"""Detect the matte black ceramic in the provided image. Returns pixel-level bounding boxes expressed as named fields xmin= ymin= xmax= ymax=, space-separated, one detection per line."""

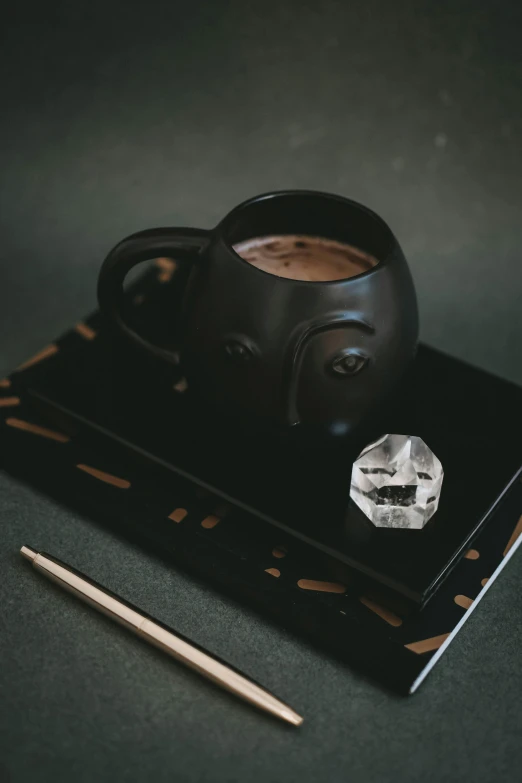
xmin=97 ymin=191 xmax=419 ymax=434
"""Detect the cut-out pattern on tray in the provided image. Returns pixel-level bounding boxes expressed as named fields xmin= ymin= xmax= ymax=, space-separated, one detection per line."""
xmin=5 ymin=417 xmax=70 ymax=443
xmin=405 ymin=633 xmax=450 ymax=654
xmin=155 ymin=257 xmax=177 ymax=283
xmin=76 ymin=464 xmax=131 ymax=489
xmin=454 ymin=594 xmax=473 ymax=610
xmin=75 ymin=322 xmax=97 ymax=340
xmin=201 ymin=514 xmax=220 ymax=529
xmin=503 ymin=515 xmax=522 ymax=556
xmin=173 ymin=377 xmax=188 ymax=393
xmin=359 ymin=596 xmax=403 ymax=627
xmin=16 ymin=344 xmax=58 ymax=371
xmin=297 ymin=579 xmax=346 ymax=594
xmin=169 ymin=508 xmax=188 ymax=523
xmin=0 ymin=397 xmax=20 ymax=407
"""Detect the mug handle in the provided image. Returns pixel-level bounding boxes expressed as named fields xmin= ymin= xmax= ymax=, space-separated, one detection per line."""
xmin=97 ymin=227 xmax=210 ymax=364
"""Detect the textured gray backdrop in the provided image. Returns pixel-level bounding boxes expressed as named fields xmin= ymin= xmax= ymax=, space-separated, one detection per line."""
xmin=1 ymin=2 xmax=521 ymax=782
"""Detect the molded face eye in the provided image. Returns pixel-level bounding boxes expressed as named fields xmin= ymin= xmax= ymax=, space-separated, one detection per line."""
xmin=329 ymin=350 xmax=369 ymax=377
xmin=223 ymin=337 xmax=257 ymax=364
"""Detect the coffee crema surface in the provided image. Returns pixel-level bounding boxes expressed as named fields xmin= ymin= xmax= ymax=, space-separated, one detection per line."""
xmin=233 ymin=234 xmax=378 ymax=282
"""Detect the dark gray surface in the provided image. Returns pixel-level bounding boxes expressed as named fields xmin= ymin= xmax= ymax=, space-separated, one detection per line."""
xmin=1 ymin=2 xmax=521 ymax=781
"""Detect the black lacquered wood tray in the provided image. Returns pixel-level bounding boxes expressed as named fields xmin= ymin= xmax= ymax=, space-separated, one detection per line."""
xmin=1 ymin=258 xmax=521 ymax=693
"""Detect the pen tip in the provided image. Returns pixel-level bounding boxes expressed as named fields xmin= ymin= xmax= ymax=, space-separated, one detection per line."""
xmin=20 ymin=545 xmax=38 ymax=562
xmin=282 ymin=709 xmax=304 ymax=727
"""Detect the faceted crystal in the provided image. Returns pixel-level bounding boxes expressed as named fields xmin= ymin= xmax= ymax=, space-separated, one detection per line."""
xmin=350 ymin=434 xmax=443 ymax=529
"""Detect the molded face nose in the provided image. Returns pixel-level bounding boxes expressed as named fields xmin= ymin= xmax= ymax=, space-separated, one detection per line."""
xmin=283 ymin=316 xmax=375 ymax=427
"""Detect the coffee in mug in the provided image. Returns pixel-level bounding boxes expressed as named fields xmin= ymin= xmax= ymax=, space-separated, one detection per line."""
xmin=233 ymin=235 xmax=378 ymax=282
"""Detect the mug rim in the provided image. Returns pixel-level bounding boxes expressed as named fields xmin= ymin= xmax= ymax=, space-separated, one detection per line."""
xmin=216 ymin=189 xmax=398 ymax=287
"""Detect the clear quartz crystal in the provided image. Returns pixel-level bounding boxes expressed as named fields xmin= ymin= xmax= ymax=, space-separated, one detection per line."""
xmin=350 ymin=434 xmax=443 ymax=529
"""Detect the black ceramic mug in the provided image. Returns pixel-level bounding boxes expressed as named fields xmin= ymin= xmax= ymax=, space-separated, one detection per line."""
xmin=98 ymin=190 xmax=418 ymax=435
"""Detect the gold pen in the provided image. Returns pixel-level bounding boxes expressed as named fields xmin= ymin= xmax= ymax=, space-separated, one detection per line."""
xmin=20 ymin=546 xmax=303 ymax=727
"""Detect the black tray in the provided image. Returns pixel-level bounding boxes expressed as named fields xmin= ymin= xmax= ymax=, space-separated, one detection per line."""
xmin=1 ymin=259 xmax=521 ymax=692
xmin=20 ymin=263 xmax=522 ymax=606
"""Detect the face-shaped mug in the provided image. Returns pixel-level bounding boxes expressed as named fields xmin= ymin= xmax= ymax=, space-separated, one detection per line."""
xmin=97 ymin=190 xmax=418 ymax=435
